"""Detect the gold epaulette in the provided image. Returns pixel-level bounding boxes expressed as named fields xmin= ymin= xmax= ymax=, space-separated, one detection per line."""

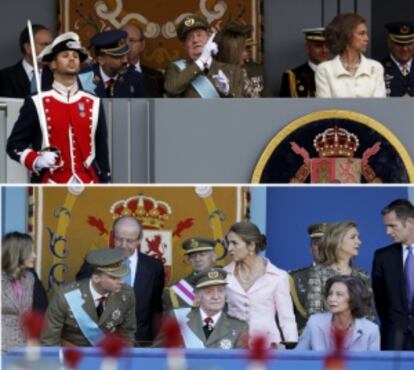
xmin=287 ymin=70 xmax=299 ymax=97
xmin=288 ymin=274 xmax=307 ymax=319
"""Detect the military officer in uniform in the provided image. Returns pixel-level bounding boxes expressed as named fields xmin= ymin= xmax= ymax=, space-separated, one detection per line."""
xmin=6 ymin=32 xmax=111 ymax=183
xmin=155 ymin=268 xmax=248 ymax=349
xmin=289 ymin=223 xmax=328 ymax=333
xmin=162 ymin=237 xmax=217 ymax=311
xmin=164 ymin=15 xmax=244 ymax=98
xmin=280 ymin=28 xmax=330 ymax=97
xmin=79 ymin=29 xmax=145 ymax=98
xmin=381 ymin=22 xmax=414 ymax=97
xmin=41 ymin=248 xmax=136 ymax=346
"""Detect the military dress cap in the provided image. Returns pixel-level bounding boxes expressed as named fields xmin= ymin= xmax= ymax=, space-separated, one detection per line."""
xmin=39 ymin=32 xmax=89 ymax=62
xmin=385 ymin=22 xmax=414 ymax=44
xmin=176 ymin=15 xmax=209 ymax=42
xmin=194 ymin=267 xmax=227 ymax=289
xmin=302 ymin=27 xmax=326 ymax=42
xmin=307 ymin=223 xmax=328 ymax=239
xmin=86 ymin=248 xmax=129 ymax=278
xmin=182 ymin=237 xmax=216 ymax=255
xmin=90 ymin=29 xmax=130 ymax=56
xmin=223 ymin=22 xmax=253 ymax=36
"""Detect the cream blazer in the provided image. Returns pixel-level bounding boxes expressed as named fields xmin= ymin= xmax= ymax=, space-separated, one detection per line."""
xmin=224 ymin=259 xmax=298 ymax=347
xmin=316 ymin=54 xmax=386 ymax=98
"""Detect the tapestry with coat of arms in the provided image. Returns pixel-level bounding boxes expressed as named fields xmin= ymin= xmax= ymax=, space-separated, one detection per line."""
xmin=59 ymin=0 xmax=263 ymax=70
xmin=29 ymin=186 xmax=246 ymax=296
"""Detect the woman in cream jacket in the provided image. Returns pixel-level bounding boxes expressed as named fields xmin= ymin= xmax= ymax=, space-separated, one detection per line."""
xmin=316 ymin=13 xmax=386 ymax=98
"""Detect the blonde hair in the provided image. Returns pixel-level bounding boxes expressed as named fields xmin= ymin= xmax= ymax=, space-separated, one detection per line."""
xmin=319 ymin=221 xmax=357 ymax=265
xmin=2 ymin=232 xmax=33 ymax=280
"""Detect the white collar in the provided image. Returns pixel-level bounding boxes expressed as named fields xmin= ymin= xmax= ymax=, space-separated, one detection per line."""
xmin=52 ymin=80 xmax=79 ymax=98
xmin=89 ymin=279 xmax=109 ymax=305
xmin=331 ymin=54 xmax=371 ymax=77
xmin=128 ymin=248 xmax=138 ymax=264
xmin=390 ymin=54 xmax=412 ymax=71
xmin=200 ymin=308 xmax=222 ymax=327
xmin=133 ymin=61 xmax=142 ymax=73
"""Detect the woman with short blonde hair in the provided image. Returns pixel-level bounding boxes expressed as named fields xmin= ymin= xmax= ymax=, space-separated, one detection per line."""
xmin=306 ymin=221 xmax=375 ymax=321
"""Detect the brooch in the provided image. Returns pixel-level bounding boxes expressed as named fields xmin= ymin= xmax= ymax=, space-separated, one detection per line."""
xmin=219 ymin=338 xmax=232 ymax=349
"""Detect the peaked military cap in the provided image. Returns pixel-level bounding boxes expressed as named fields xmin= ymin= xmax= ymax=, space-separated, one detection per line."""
xmin=302 ymin=27 xmax=326 ymax=42
xmin=307 ymin=223 xmax=328 ymax=239
xmin=223 ymin=22 xmax=253 ymax=37
xmin=90 ymin=29 xmax=130 ymax=56
xmin=385 ymin=22 xmax=414 ymax=44
xmin=39 ymin=32 xmax=89 ymax=62
xmin=176 ymin=15 xmax=209 ymax=42
xmin=86 ymin=248 xmax=129 ymax=278
xmin=194 ymin=267 xmax=227 ymax=289
xmin=182 ymin=237 xmax=216 ymax=255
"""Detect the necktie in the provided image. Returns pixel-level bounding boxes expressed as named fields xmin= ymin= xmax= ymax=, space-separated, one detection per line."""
xmin=203 ymin=317 xmax=214 ymax=339
xmin=30 ymin=70 xmax=37 ymax=94
xmin=124 ymin=259 xmax=132 ymax=286
xmin=105 ymin=78 xmax=114 ymax=97
xmin=401 ymin=64 xmax=410 ymax=77
xmin=96 ymin=296 xmax=106 ymax=318
xmin=404 ymin=246 xmax=414 ymax=309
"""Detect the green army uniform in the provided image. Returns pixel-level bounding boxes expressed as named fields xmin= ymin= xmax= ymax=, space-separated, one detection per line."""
xmin=164 ymin=59 xmax=244 ymax=98
xmin=162 ymin=237 xmax=217 ymax=311
xmin=244 ymin=61 xmax=272 ymax=97
xmin=41 ymin=248 xmax=136 ymax=346
xmin=156 ymin=268 xmax=248 ymax=349
xmin=288 ymin=223 xmax=328 ymax=333
xmin=176 ymin=307 xmax=247 ymax=349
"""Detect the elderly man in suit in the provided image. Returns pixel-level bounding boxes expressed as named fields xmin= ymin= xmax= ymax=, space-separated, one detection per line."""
xmin=76 ymin=216 xmax=164 ymax=346
xmin=122 ymin=23 xmax=165 ymax=97
xmin=0 ymin=24 xmax=53 ymax=98
xmin=381 ymin=22 xmax=414 ymax=97
xmin=164 ymin=15 xmax=244 ymax=98
xmin=156 ymin=267 xmax=248 ymax=349
xmin=162 ymin=237 xmax=217 ymax=311
xmin=373 ymin=199 xmax=414 ymax=350
xmin=41 ymin=248 xmax=136 ymax=346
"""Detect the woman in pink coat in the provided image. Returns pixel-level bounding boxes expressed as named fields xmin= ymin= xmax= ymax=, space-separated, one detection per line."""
xmin=224 ymin=221 xmax=298 ymax=348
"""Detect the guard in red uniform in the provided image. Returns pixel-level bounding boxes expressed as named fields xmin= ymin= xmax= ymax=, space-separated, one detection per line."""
xmin=6 ymin=32 xmax=111 ymax=183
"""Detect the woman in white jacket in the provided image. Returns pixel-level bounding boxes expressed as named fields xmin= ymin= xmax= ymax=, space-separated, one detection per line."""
xmin=316 ymin=13 xmax=386 ymax=98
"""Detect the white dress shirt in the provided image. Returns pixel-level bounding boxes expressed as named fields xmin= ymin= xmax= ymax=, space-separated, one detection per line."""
xmin=89 ymin=279 xmax=108 ymax=307
xmin=127 ymin=249 xmax=138 ymax=286
xmin=200 ymin=308 xmax=222 ymax=328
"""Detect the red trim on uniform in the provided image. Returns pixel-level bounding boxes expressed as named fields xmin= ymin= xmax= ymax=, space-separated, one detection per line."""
xmin=24 ymin=151 xmax=40 ymax=171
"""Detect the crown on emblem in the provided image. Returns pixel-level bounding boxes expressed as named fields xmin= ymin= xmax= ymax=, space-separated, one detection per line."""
xmin=110 ymin=195 xmax=172 ymax=230
xmin=313 ymin=126 xmax=359 ymax=158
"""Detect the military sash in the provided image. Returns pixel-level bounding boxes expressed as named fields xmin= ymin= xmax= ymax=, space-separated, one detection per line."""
xmin=173 ymin=60 xmax=220 ymax=99
xmin=64 ymin=289 xmax=105 ymax=346
xmin=78 ymin=71 xmax=96 ymax=95
xmin=171 ymin=279 xmax=195 ymax=306
xmin=174 ymin=308 xmax=205 ymax=348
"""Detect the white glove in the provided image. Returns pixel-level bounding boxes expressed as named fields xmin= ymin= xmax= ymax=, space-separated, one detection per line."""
xmin=212 ymin=69 xmax=230 ymax=96
xmin=196 ymin=33 xmax=218 ymax=70
xmin=34 ymin=151 xmax=58 ymax=171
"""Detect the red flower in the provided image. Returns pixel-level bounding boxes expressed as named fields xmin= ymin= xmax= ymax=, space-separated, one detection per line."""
xmin=99 ymin=333 xmax=126 ymax=358
xmin=21 ymin=310 xmax=45 ymax=340
xmin=64 ymin=347 xmax=83 ymax=369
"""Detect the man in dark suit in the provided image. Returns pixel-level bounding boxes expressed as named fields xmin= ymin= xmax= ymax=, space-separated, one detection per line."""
xmin=122 ymin=23 xmax=165 ymax=97
xmin=78 ymin=30 xmax=145 ymax=98
xmin=76 ymin=216 xmax=164 ymax=346
xmin=0 ymin=24 xmax=53 ymax=98
xmin=372 ymin=199 xmax=414 ymax=350
xmin=279 ymin=28 xmax=329 ymax=97
xmin=381 ymin=22 xmax=414 ymax=97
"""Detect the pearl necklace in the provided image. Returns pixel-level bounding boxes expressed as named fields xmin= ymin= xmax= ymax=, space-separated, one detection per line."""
xmin=340 ymin=57 xmax=360 ymax=74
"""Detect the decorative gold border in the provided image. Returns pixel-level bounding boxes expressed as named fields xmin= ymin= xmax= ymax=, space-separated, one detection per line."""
xmin=251 ymin=110 xmax=414 ymax=183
